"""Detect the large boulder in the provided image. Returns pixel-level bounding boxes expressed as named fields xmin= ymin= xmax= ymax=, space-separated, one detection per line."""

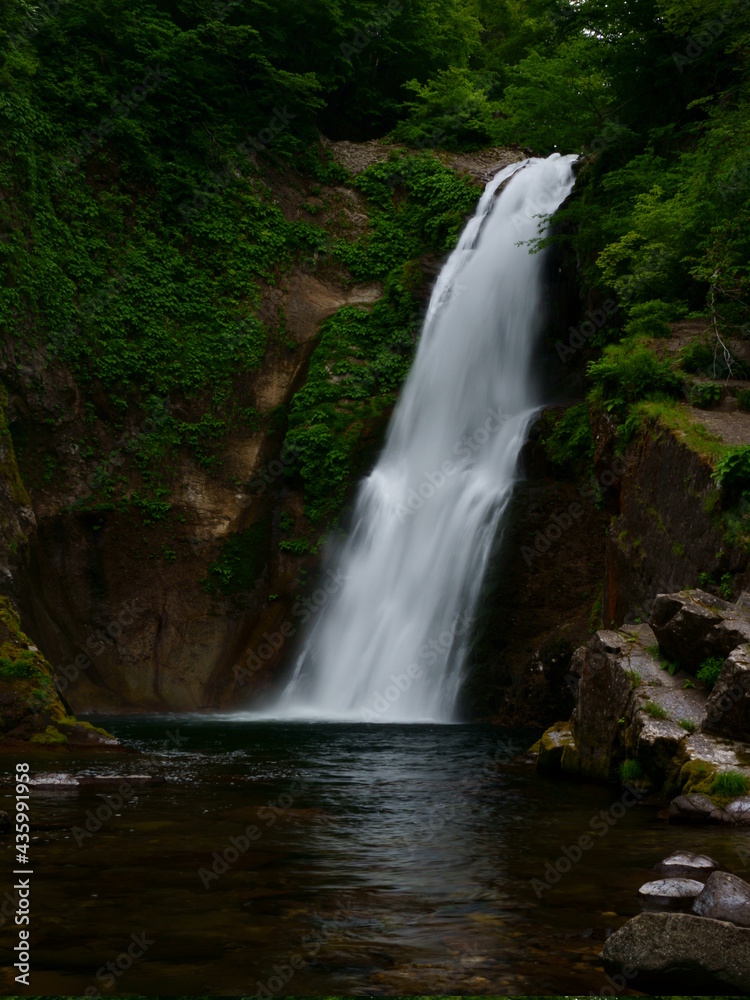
xmin=693 ymin=871 xmax=750 ymax=927
xmin=704 ymin=645 xmax=750 ymax=740
xmin=650 ymin=589 xmax=750 ymax=671
xmin=668 ymin=793 xmax=723 ymax=824
xmin=601 ymin=911 xmax=750 ymax=992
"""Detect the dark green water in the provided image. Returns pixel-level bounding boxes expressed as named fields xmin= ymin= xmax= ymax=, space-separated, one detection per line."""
xmin=2 ymin=719 xmax=747 ymax=995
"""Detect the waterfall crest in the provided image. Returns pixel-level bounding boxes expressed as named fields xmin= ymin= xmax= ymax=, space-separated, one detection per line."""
xmin=258 ymin=153 xmax=577 ymax=722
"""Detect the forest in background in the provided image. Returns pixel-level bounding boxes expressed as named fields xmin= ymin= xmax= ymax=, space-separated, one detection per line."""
xmin=1 ymin=0 xmax=750 ymax=523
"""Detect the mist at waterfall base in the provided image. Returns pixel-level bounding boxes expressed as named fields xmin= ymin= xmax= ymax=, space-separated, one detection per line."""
xmin=249 ymin=153 xmax=578 ymax=724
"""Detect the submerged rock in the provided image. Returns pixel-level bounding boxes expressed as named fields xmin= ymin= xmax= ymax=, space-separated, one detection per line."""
xmin=692 ymin=871 xmax=750 ymax=927
xmin=601 ymin=911 xmax=750 ymax=992
xmin=26 ymin=772 xmax=162 ymax=789
xmin=27 ymin=772 xmax=79 ymax=788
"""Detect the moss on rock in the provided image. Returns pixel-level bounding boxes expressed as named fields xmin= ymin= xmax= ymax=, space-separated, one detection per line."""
xmin=0 ymin=596 xmax=117 ymax=746
xmin=538 ymin=721 xmax=577 ymax=773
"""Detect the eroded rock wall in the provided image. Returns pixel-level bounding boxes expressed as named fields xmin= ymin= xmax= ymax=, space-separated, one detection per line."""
xmin=600 ymin=415 xmax=749 ymax=626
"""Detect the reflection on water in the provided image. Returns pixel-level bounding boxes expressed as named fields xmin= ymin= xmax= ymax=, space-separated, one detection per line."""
xmin=1 ymin=719 xmax=746 ymax=995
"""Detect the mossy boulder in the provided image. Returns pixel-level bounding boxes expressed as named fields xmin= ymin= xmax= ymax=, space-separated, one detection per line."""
xmin=538 ymin=721 xmax=577 ymax=772
xmin=0 ymin=597 xmax=117 ymax=747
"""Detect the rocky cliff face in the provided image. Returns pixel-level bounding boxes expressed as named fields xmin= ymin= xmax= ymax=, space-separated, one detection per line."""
xmin=1 ymin=140 xmax=532 ymax=730
xmin=4 ymin=264 xmax=383 ymax=714
xmin=599 ymin=403 xmax=750 ymax=626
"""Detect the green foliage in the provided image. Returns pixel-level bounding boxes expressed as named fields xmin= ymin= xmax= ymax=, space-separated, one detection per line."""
xmin=509 ymin=0 xmax=750 ymax=342
xmin=495 ymin=37 xmax=612 ymax=154
xmin=203 ymin=518 xmax=271 ymax=595
xmin=30 ymin=725 xmax=67 ymax=745
xmin=587 ymin=341 xmax=683 ymax=409
xmin=286 ymin=156 xmax=477 ymax=521
xmin=0 ymin=0 xmax=494 ymax=510
xmin=0 ymin=651 xmax=37 ymax=679
xmin=339 ymin=155 xmax=479 ymax=275
xmin=681 ymin=341 xmax=718 ymax=374
xmin=624 ymin=300 xmax=681 ymax=339
xmin=712 ymin=446 xmax=750 ymax=492
xmin=710 ymin=770 xmax=749 ymax=798
xmin=279 ymin=538 xmax=311 ymax=555
xmin=619 ymin=758 xmax=644 ymax=781
xmin=689 ymin=382 xmax=722 ymax=409
xmin=678 ymin=718 xmax=696 ymax=733
xmin=279 ymin=512 xmax=295 ymax=533
xmin=644 ymin=700 xmax=668 ymax=719
xmin=660 ymin=657 xmax=679 ymax=677
xmin=543 ymin=403 xmax=594 ymax=468
xmin=624 ymin=669 xmax=642 ymax=689
xmin=130 ymin=490 xmax=171 ymax=526
xmin=737 ymin=389 xmax=750 ymax=412
xmin=392 ymin=68 xmax=502 ymax=150
xmin=696 ymin=656 xmax=724 ymax=690
xmin=647 ymin=642 xmax=680 ymax=676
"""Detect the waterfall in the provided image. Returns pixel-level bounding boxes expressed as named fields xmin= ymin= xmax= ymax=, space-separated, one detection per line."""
xmin=262 ymin=153 xmax=578 ymax=722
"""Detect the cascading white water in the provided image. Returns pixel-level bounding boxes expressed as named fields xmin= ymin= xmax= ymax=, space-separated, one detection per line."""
xmin=263 ymin=153 xmax=577 ymax=722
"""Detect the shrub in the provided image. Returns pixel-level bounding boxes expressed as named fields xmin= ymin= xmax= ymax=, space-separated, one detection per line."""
xmin=713 ymin=446 xmax=750 ymax=492
xmin=696 ymin=656 xmax=724 ymax=689
xmin=737 ymin=389 xmax=750 ymax=411
xmin=624 ymin=300 xmax=680 ymax=338
xmin=543 ymin=403 xmax=594 ymax=467
xmin=680 ymin=341 xmax=716 ymax=374
xmin=689 ymin=383 xmax=722 ymax=409
xmin=588 ymin=343 xmax=683 ymax=407
xmin=710 ymin=770 xmax=749 ymax=797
